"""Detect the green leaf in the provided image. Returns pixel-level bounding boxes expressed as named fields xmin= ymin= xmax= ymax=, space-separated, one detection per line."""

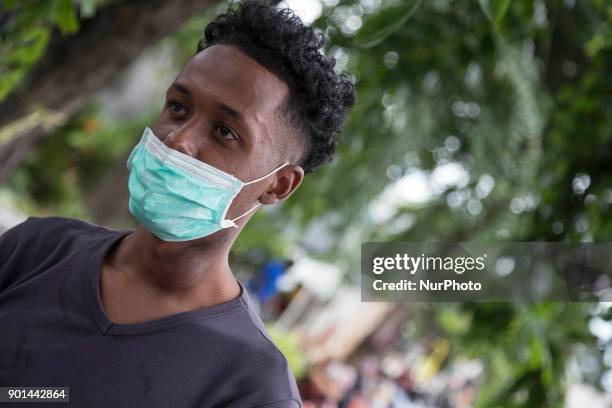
xmin=52 ymin=0 xmax=80 ymax=34
xmin=6 ymin=28 xmax=50 ymax=65
xmin=478 ymin=0 xmax=511 ymax=24
xmin=80 ymin=0 xmax=97 ymax=18
xmin=354 ymin=0 xmax=422 ymax=49
xmin=0 ymin=70 xmax=24 ymax=101
xmin=585 ymin=27 xmax=611 ymax=57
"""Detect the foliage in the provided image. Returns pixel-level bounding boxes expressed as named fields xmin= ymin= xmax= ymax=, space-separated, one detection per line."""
xmin=436 ymin=302 xmax=599 ymax=407
xmin=305 ymin=0 xmax=610 ymax=405
xmin=0 ymin=0 xmax=105 ymax=101
xmin=8 ymin=103 xmax=155 ymax=218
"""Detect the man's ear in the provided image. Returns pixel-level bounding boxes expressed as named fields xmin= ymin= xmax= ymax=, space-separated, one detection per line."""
xmin=259 ymin=164 xmax=304 ymax=204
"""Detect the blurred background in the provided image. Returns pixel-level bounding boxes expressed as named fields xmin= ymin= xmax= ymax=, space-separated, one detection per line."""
xmin=1 ymin=0 xmax=611 ymax=406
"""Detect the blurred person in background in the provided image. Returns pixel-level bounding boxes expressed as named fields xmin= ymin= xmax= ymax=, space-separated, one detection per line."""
xmin=248 ymin=258 xmax=294 ymax=318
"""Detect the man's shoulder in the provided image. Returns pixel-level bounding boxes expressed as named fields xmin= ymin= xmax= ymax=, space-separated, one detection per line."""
xmin=231 ymin=296 xmax=294 ymax=372
xmin=0 ymin=215 xmax=117 ymax=292
xmin=9 ymin=215 xmax=108 ymax=254
xmin=220 ymin=336 xmax=302 ymax=408
xmin=219 ymin=301 xmax=303 ymax=406
xmin=249 ymin=398 xmax=302 ymax=408
xmin=21 ymin=214 xmax=108 ymax=233
xmin=17 ymin=215 xmax=117 ymax=245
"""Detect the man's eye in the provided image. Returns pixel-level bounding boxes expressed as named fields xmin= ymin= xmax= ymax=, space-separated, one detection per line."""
xmin=168 ymin=102 xmax=187 ymax=115
xmin=215 ymin=124 xmax=238 ymax=141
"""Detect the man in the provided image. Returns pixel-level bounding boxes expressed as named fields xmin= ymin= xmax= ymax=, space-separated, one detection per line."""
xmin=0 ymin=1 xmax=355 ymax=407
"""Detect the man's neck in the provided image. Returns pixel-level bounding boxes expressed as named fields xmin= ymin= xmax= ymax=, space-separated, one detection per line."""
xmin=104 ymin=226 xmax=241 ymax=312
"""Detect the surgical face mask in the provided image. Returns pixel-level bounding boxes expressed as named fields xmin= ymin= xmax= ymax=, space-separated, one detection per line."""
xmin=126 ymin=127 xmax=289 ymax=242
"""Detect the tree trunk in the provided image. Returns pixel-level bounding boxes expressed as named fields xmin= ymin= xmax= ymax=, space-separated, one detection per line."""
xmin=0 ymin=0 xmax=219 ymax=182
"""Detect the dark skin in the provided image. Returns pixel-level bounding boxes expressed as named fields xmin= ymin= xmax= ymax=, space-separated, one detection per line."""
xmin=99 ymin=44 xmax=304 ymax=324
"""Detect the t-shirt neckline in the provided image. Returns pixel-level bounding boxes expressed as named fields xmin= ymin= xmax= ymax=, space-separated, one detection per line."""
xmin=87 ymin=230 xmax=247 ymax=336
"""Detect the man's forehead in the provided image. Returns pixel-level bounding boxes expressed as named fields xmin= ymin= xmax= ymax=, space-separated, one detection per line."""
xmin=176 ymin=44 xmax=289 ymax=123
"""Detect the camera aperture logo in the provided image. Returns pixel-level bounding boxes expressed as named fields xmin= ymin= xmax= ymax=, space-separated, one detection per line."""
xmin=371 ymin=253 xmax=486 ymax=293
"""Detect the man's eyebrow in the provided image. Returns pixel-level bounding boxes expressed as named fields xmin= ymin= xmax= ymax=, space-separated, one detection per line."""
xmin=218 ymin=103 xmax=245 ymax=124
xmin=170 ymin=82 xmax=191 ymax=96
xmin=170 ymin=82 xmax=246 ymax=125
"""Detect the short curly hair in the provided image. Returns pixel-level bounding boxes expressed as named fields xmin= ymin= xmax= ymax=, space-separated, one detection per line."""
xmin=197 ymin=0 xmax=356 ymax=174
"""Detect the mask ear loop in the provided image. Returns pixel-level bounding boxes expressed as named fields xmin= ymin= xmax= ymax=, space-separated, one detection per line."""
xmin=241 ymin=162 xmax=291 ymax=186
xmin=219 ymin=162 xmax=291 ymax=229
xmin=220 ymin=202 xmax=262 ymax=228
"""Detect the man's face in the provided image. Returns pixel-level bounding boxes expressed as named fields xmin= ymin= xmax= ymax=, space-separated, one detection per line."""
xmin=151 ymin=44 xmax=302 ymax=231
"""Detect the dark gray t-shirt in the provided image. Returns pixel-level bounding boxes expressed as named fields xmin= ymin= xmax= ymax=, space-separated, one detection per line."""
xmin=0 ymin=216 xmax=302 ymax=407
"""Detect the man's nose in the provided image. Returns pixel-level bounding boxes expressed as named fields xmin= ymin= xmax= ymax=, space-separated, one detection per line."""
xmin=163 ymin=125 xmax=200 ymax=158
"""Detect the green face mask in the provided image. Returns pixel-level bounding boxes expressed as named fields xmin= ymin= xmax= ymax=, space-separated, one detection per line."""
xmin=126 ymin=127 xmax=289 ymax=242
